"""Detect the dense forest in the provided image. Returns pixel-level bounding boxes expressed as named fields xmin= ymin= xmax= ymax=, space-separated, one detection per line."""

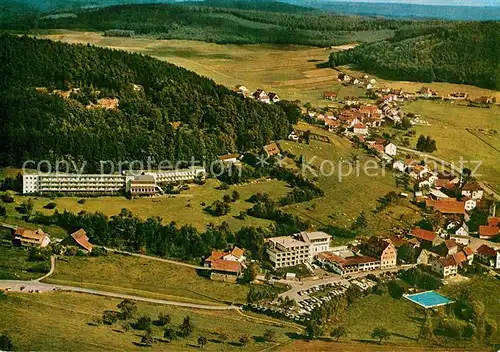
xmin=0 ymin=2 xmax=447 ymax=46
xmin=329 ymin=22 xmax=500 ymax=90
xmin=0 ymin=35 xmax=296 ymax=171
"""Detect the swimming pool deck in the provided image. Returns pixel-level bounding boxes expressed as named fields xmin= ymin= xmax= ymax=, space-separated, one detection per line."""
xmin=404 ymin=291 xmax=453 ymax=308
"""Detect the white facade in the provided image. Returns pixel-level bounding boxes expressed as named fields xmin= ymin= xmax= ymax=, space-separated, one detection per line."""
xmin=464 ymin=199 xmax=477 ymax=212
xmin=384 ymin=143 xmax=397 ymax=156
xmin=299 ymin=231 xmax=331 ymax=258
xmin=23 ymin=167 xmax=206 ymax=194
xmin=266 ymin=236 xmax=310 ymax=269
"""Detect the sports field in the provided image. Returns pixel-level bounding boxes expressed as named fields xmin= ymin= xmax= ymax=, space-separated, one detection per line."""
xmin=0 ymin=291 xmax=293 ymax=351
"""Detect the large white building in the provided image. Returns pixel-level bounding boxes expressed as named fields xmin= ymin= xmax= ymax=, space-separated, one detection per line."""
xmin=266 ymin=231 xmax=331 ymax=269
xmin=22 ymin=166 xmax=206 ymax=195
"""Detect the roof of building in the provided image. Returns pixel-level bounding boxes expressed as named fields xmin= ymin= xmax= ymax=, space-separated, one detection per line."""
xmin=131 ymin=175 xmax=156 ymax=184
xmin=479 ymin=225 xmax=500 ymax=237
xmin=263 ymin=143 xmax=280 ymax=156
xmin=426 ymin=199 xmax=465 ymax=215
xmin=211 ymin=259 xmax=241 ymax=273
xmin=463 ymin=247 xmax=474 ymax=256
xmin=14 ymin=228 xmax=47 ymax=241
xmin=230 ymin=246 xmax=245 ymax=259
xmin=410 ymin=227 xmax=437 ymax=242
xmin=488 ymin=217 xmax=500 ymax=226
xmin=462 ymin=182 xmax=483 ymax=191
xmin=205 ymin=250 xmax=226 ymax=263
xmin=387 ymin=236 xmax=406 ymax=247
xmin=438 ymin=255 xmax=457 ymax=267
xmin=476 ymin=244 xmax=498 ymax=257
xmin=354 ymin=123 xmax=366 ymax=129
xmin=70 ymin=228 xmax=93 ymax=252
xmin=366 ymin=236 xmax=393 ymax=254
xmin=453 ymin=251 xmax=467 ymax=265
xmin=324 ymin=91 xmax=337 ymax=97
xmin=268 ymin=236 xmax=308 ymax=249
xmin=430 ymin=189 xmax=449 ymax=199
xmin=435 ymin=179 xmax=454 ymax=189
xmin=300 ymin=231 xmax=331 ymax=242
xmin=218 ymin=153 xmax=241 ymax=161
xmin=444 ymin=239 xmax=457 ymax=249
xmin=317 ymin=252 xmax=377 ymax=266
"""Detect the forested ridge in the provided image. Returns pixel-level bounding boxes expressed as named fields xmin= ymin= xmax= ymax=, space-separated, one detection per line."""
xmin=0 ymin=35 xmax=295 ymax=170
xmin=1 ymin=2 xmax=448 ymax=46
xmin=329 ymin=22 xmax=500 ymax=90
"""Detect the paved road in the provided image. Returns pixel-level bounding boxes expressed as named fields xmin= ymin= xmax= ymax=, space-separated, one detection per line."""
xmin=0 ymin=280 xmax=239 ymax=310
xmin=396 ymin=145 xmax=500 ymax=201
xmin=35 ymin=255 xmax=56 ymax=282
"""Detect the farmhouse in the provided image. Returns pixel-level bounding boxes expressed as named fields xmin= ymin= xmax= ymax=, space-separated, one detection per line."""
xmin=210 ymin=260 xmax=241 ymax=283
xmin=218 ymin=153 xmax=242 ymax=165
xmin=425 ymin=199 xmax=466 ymax=216
xmin=323 ymin=91 xmax=337 ymax=100
xmin=234 ymin=85 xmax=249 ymax=96
xmin=13 ymin=228 xmax=50 ymax=248
xmin=479 ymin=225 xmax=500 ymax=240
xmin=61 ymin=228 xmax=93 ymax=253
xmin=268 ymin=92 xmax=280 ymax=103
xmin=409 ymin=227 xmax=439 ymax=248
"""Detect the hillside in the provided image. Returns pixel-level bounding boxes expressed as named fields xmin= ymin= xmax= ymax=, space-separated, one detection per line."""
xmin=329 ymin=22 xmax=500 ymax=90
xmin=0 ymin=35 xmax=293 ymax=171
xmin=0 ymin=2 xmax=448 ymax=46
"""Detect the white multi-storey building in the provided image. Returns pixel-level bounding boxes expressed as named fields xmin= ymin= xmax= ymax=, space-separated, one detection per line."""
xmin=266 ymin=231 xmax=331 ymax=269
xmin=22 ymin=166 xmax=206 ymax=195
xmin=23 ymin=174 xmax=126 ymax=194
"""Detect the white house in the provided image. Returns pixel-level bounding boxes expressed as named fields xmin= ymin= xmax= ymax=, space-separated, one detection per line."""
xmin=431 ymin=256 xmax=458 ymax=278
xmin=353 ymin=123 xmax=369 ymax=135
xmin=288 ymin=131 xmax=299 ymax=142
xmin=461 ymin=182 xmax=484 ymax=200
xmin=464 ymin=199 xmax=477 ymax=212
xmin=392 ymin=160 xmax=406 ymax=173
xmin=384 ymin=143 xmax=397 ymax=156
xmin=218 ymin=153 xmax=242 ymax=165
xmin=268 ymin=92 xmax=280 ymax=103
xmin=475 ymin=244 xmax=500 ymax=269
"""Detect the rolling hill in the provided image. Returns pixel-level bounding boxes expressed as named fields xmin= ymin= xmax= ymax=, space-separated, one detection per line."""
xmin=0 ymin=34 xmax=294 ymax=171
xmin=329 ymin=22 xmax=500 ymax=90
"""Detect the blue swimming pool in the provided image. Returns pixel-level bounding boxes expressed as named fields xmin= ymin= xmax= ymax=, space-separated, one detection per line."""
xmin=404 ymin=291 xmax=453 ymax=308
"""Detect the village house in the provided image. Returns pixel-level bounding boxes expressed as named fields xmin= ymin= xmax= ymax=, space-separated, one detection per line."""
xmin=448 ymin=221 xmax=469 ymax=237
xmin=461 ymin=182 xmax=484 ymax=200
xmin=425 ymin=199 xmax=466 ymax=216
xmin=463 ymin=198 xmax=477 ymax=212
xmin=253 ymin=89 xmax=270 ymax=103
xmin=323 ymin=91 xmax=337 ymax=101
xmin=475 ymin=244 xmax=500 ymax=269
xmin=234 ymin=85 xmax=249 ymax=96
xmin=417 ymin=249 xmax=438 ymax=265
xmin=453 ymin=247 xmax=474 ymax=268
xmin=263 ymin=142 xmax=281 ymax=158
xmin=479 ymin=224 xmax=500 ymax=240
xmin=363 ymin=237 xmax=397 ymax=269
xmin=430 ymin=189 xmax=450 ymax=201
xmin=450 ymin=92 xmax=468 ymax=100
xmin=13 ymin=228 xmax=50 ymax=248
xmin=204 ymin=247 xmax=246 ymax=267
xmin=431 ymin=255 xmax=458 ymax=278
xmin=392 ymin=160 xmax=406 ymax=173
xmin=210 ymin=260 xmax=242 ymax=283
xmin=268 ymin=92 xmax=280 ymax=103
xmin=288 ymin=131 xmax=300 ymax=142
xmin=353 ymin=123 xmax=369 ymax=135
xmin=218 ymin=153 xmax=242 ymax=165
xmin=409 ymin=227 xmax=440 ymax=248
xmin=338 ymin=72 xmax=351 ymax=82
xmin=61 ymin=228 xmax=93 ymax=253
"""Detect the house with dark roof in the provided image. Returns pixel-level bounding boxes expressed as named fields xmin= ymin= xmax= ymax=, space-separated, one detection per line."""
xmin=475 ymin=244 xmax=500 ymax=269
xmin=431 ymin=255 xmax=458 ymax=278
xmin=409 ymin=227 xmax=440 ymax=248
xmin=363 ymin=237 xmax=397 ymax=269
xmin=13 ymin=228 xmax=50 ymax=248
xmin=61 ymin=228 xmax=93 ymax=253
xmin=461 ymin=182 xmax=484 ymax=200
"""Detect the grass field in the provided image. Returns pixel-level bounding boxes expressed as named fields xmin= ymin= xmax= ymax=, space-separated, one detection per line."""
xmin=0 ymin=291 xmax=293 ymax=351
xmin=0 ymin=245 xmax=49 ymax=280
xmin=280 ymin=123 xmax=422 ymax=237
xmin=440 ymin=276 xmax=500 ymax=344
xmin=2 ymin=178 xmax=289 ymax=231
xmin=401 ymin=100 xmax=500 ymax=193
xmin=45 ymin=253 xmax=249 ymax=305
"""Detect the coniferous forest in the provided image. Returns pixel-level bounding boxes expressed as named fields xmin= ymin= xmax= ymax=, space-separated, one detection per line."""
xmin=0 ymin=35 xmax=296 ymax=170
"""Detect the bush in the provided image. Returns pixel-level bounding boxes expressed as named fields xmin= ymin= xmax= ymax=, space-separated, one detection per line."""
xmin=135 ymin=316 xmax=152 ymax=330
xmin=387 ymin=280 xmax=407 ymax=298
xmin=90 ymin=247 xmax=108 ymax=257
xmin=0 ymin=206 xmax=6 ymax=216
xmin=44 ymin=202 xmax=57 ymax=209
xmin=1 ymin=194 xmax=14 ymax=203
xmin=102 ymin=310 xmax=121 ymax=325
xmin=77 ymin=199 xmax=86 ymax=204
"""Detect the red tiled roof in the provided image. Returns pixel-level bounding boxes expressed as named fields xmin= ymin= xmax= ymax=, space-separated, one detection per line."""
xmin=488 ymin=217 xmax=500 ymax=226
xmin=476 ymin=244 xmax=498 ymax=257
xmin=354 ymin=123 xmax=365 ymax=129
xmin=211 ymin=259 xmax=241 ymax=273
xmin=463 ymin=247 xmax=474 ymax=256
xmin=453 ymin=251 xmax=467 ymax=265
xmin=444 ymin=239 xmax=457 ymax=249
xmin=70 ymin=228 xmax=93 ymax=252
xmin=426 ymin=199 xmax=465 ymax=215
xmin=435 ymin=179 xmax=454 ymax=189
xmin=438 ymin=255 xmax=457 ymax=267
xmin=15 ymin=228 xmax=47 ymax=241
xmin=479 ymin=225 xmax=500 ymax=238
xmin=410 ymin=227 xmax=436 ymax=242
xmin=230 ymin=246 xmax=244 ymax=259
xmin=205 ymin=251 xmax=226 ymax=263
xmin=462 ymin=182 xmax=482 ymax=191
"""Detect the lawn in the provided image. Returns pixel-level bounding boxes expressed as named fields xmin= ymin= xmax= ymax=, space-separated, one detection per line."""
xmin=402 ymin=100 xmax=500 ymax=193
xmin=279 ymin=123 xmax=422 ymax=237
xmin=0 ymin=291 xmax=294 ymax=351
xmin=6 ymin=178 xmax=290 ymax=231
xmin=0 ymin=245 xmax=50 ymax=280
xmin=45 ymin=253 xmax=250 ymax=305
